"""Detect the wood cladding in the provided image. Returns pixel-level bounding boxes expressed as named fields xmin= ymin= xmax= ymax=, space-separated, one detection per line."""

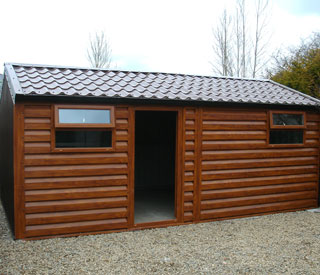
xmin=19 ymin=104 xmax=130 ymax=238
xmin=198 ymin=108 xmax=318 ymax=221
xmin=183 ymin=108 xmax=197 ymax=222
xmin=13 ymin=103 xmax=320 ymax=239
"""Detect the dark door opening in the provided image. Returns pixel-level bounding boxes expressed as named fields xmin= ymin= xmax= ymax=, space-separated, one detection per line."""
xmin=134 ymin=111 xmax=176 ymax=224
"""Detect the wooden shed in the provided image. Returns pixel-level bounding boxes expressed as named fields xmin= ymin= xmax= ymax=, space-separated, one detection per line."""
xmin=1 ymin=63 xmax=320 ymax=240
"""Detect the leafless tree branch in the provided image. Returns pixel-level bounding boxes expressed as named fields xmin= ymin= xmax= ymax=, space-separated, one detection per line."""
xmin=87 ymin=31 xmax=112 ymax=68
xmin=211 ymin=0 xmax=271 ymax=78
xmin=211 ymin=9 xmax=234 ymax=76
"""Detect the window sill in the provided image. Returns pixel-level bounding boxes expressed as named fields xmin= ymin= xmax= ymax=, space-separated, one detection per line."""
xmin=267 ymin=143 xmax=305 ymax=148
xmin=51 ymin=147 xmax=115 ymax=153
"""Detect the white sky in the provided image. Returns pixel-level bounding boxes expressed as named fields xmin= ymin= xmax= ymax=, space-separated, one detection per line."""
xmin=0 ymin=0 xmax=320 ymax=75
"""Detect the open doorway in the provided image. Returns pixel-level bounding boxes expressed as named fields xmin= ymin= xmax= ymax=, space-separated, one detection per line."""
xmin=134 ymin=111 xmax=176 ymax=224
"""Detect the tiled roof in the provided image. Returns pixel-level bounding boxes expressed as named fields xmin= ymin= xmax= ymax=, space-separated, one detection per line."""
xmin=4 ymin=63 xmax=320 ymax=106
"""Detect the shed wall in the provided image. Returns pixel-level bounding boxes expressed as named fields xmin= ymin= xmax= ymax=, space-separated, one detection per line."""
xmin=13 ymin=103 xmax=320 ymax=239
xmin=197 ymin=108 xmax=319 ymax=221
xmin=0 ymin=78 xmax=14 ymax=232
xmin=182 ymin=107 xmax=200 ymax=222
xmin=19 ymin=104 xmax=131 ymax=238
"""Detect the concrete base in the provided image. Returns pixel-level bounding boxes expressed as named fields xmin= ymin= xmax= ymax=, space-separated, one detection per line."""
xmin=134 ymin=190 xmax=175 ymax=224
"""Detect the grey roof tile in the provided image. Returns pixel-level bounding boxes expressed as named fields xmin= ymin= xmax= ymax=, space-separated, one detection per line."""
xmin=4 ymin=63 xmax=320 ymax=106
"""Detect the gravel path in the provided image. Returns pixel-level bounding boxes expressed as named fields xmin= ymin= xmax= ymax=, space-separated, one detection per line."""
xmin=1 ymin=202 xmax=320 ymax=274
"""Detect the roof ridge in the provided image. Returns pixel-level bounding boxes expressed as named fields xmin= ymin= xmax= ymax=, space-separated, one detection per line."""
xmin=268 ymin=79 xmax=320 ymax=105
xmin=6 ymin=62 xmax=270 ymax=82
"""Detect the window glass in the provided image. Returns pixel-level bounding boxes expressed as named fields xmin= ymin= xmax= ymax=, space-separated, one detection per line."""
xmin=269 ymin=130 xmax=303 ymax=144
xmin=59 ymin=109 xmax=110 ymax=124
xmin=56 ymin=130 xmax=112 ymax=148
xmin=272 ymin=113 xmax=304 ymax=126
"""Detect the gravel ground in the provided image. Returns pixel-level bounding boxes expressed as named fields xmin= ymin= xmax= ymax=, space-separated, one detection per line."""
xmin=1 ymin=202 xmax=320 ymax=274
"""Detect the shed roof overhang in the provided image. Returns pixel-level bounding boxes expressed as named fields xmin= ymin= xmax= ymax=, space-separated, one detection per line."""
xmin=3 ymin=62 xmax=320 ymax=108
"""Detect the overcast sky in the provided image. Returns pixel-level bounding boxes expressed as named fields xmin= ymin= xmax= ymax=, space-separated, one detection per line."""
xmin=1 ymin=0 xmax=320 ymax=75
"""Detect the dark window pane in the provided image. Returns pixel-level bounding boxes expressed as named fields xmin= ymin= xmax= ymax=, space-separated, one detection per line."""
xmin=56 ymin=130 xmax=112 ymax=148
xmin=269 ymin=130 xmax=303 ymax=144
xmin=272 ymin=113 xmax=304 ymax=126
xmin=59 ymin=109 xmax=110 ymax=124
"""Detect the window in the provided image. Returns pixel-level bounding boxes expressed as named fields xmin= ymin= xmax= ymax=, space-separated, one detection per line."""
xmin=54 ymin=105 xmax=114 ymax=150
xmin=56 ymin=130 xmax=112 ymax=148
xmin=55 ymin=105 xmax=114 ymax=128
xmin=59 ymin=109 xmax=111 ymax=124
xmin=269 ymin=111 xmax=305 ymax=145
xmin=269 ymin=130 xmax=303 ymax=144
xmin=270 ymin=111 xmax=305 ymax=129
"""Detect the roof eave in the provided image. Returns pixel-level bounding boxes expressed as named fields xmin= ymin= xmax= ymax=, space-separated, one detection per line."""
xmin=4 ymin=63 xmax=25 ymax=103
xmin=14 ymin=93 xmax=320 ymax=109
xmin=268 ymin=79 xmax=320 ymax=106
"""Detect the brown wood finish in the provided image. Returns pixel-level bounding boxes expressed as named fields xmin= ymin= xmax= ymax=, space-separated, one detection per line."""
xmin=24 ymin=152 xmax=128 ymax=166
xmin=201 ymin=191 xmax=316 ymax=209
xmin=13 ymin=103 xmax=320 ymax=239
xmin=195 ymin=108 xmax=202 ymax=221
xmin=26 ymin=207 xmax=127 ymax=225
xmin=25 ymin=197 xmax=128 ymax=214
xmin=198 ymin=107 xmax=319 ymax=222
xmin=200 ymin=200 xmax=316 ymax=220
xmin=19 ymin=104 xmax=130 ymax=238
xmin=176 ymin=107 xmax=184 ymax=222
xmin=25 ymin=186 xmax=127 ymax=202
xmin=24 ymin=175 xmax=127 ymax=190
xmin=25 ymin=218 xmax=128 ymax=237
xmin=183 ymin=108 xmax=197 ymax=222
xmin=127 ymin=106 xmax=135 ymax=228
xmin=23 ymin=206 xmax=309 ymax=240
xmin=180 ymin=107 xmax=186 ymax=221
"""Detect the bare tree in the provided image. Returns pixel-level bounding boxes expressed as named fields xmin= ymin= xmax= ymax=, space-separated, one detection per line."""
xmin=211 ymin=9 xmax=233 ymax=76
xmin=252 ymin=0 xmax=270 ymax=78
xmin=238 ymin=0 xmax=247 ymax=77
xmin=234 ymin=7 xmax=241 ymax=77
xmin=87 ymin=31 xmax=112 ymax=68
xmin=211 ymin=0 xmax=271 ymax=78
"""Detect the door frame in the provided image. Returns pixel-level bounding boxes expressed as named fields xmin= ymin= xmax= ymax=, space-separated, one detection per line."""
xmin=128 ymin=105 xmax=183 ymax=228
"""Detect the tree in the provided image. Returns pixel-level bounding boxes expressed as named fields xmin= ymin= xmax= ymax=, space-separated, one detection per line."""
xmin=238 ymin=0 xmax=247 ymax=77
xmin=87 ymin=31 xmax=112 ymax=68
xmin=210 ymin=9 xmax=233 ymax=76
xmin=211 ymin=0 xmax=271 ymax=78
xmin=268 ymin=32 xmax=320 ymax=98
xmin=252 ymin=0 xmax=270 ymax=78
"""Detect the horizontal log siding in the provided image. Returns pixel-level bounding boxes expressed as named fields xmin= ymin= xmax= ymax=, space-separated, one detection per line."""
xmin=199 ymin=108 xmax=319 ymax=221
xmin=183 ymin=108 xmax=197 ymax=221
xmin=22 ymin=104 xmax=129 ymax=238
xmin=15 ymin=104 xmax=319 ymax=239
